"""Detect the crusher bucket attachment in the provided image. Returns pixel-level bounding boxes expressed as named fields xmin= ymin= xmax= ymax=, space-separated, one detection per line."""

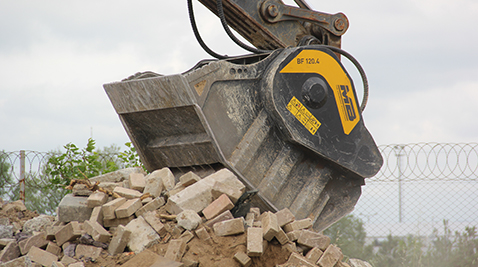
xmin=104 ymin=46 xmax=383 ymax=231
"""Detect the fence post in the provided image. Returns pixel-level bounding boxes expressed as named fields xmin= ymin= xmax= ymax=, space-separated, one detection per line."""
xmin=19 ymin=150 xmax=25 ymax=203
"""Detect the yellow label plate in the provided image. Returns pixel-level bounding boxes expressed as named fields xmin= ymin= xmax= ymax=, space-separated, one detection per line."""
xmin=280 ymin=50 xmax=360 ymax=135
xmin=286 ymin=96 xmax=321 ymax=135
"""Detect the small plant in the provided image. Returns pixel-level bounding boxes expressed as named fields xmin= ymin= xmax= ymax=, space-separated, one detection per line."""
xmin=118 ymin=142 xmax=143 ymax=169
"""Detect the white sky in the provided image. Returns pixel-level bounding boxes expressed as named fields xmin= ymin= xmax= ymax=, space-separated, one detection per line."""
xmin=1 ymin=0 xmax=478 ymax=152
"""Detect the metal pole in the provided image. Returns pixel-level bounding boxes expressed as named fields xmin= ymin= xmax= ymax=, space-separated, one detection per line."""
xmin=19 ymin=150 xmax=25 ymax=203
xmin=394 ymin=145 xmax=404 ymax=223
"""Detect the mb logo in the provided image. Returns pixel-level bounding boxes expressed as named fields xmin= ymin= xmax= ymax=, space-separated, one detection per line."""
xmin=339 ymin=85 xmax=357 ymax=121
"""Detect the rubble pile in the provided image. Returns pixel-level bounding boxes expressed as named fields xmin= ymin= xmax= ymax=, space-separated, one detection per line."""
xmin=0 ymin=167 xmax=373 ymax=267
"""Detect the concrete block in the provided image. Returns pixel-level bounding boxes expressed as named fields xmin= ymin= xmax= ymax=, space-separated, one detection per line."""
xmin=202 ymin=194 xmax=234 ymax=220
xmin=102 ymin=197 xmax=127 ymax=220
xmin=283 ymin=218 xmax=313 ymax=233
xmin=164 ymin=239 xmax=186 ymax=262
xmin=46 ymin=241 xmax=62 ymax=256
xmin=194 ymin=227 xmax=210 ymax=241
xmin=83 ymin=220 xmax=111 ymax=243
xmin=129 ymin=173 xmax=146 ymax=192
xmin=250 ymin=207 xmax=260 ymax=218
xmin=135 ymin=197 xmax=165 ymax=217
xmin=246 ymin=227 xmax=263 ymax=257
xmin=211 ymin=180 xmax=244 ymax=203
xmin=75 ymin=244 xmax=102 ymax=261
xmin=179 ymin=230 xmax=194 ymax=244
xmin=2 ymin=255 xmax=35 ymax=267
xmin=89 ymin=167 xmax=145 ymax=183
xmin=166 ymin=168 xmax=243 ymax=215
xmin=86 ymin=191 xmax=108 ymax=208
xmin=234 ymin=251 xmax=252 ymax=267
xmin=141 ymin=197 xmax=153 ymax=204
xmin=45 ymin=226 xmax=62 ymax=241
xmin=19 ymin=232 xmax=48 ymax=255
xmin=281 ymin=252 xmax=316 ymax=267
xmin=143 ymin=169 xmax=165 ymax=198
xmin=142 ymin=211 xmax=168 ymax=236
xmin=60 ymin=255 xmax=77 ymax=265
xmin=275 ymin=228 xmax=290 ymax=245
xmin=113 ymin=187 xmax=142 ymax=199
xmin=159 ymin=167 xmax=175 ymax=191
xmin=115 ymin=198 xmax=142 ymax=218
xmin=0 ymin=241 xmax=20 ymax=262
xmin=317 ymin=244 xmax=343 ymax=267
xmin=261 ymin=211 xmax=279 ymax=241
xmin=51 ymin=262 xmax=66 ymax=267
xmin=171 ymin=225 xmax=185 ymax=239
xmin=89 ymin=206 xmax=103 ymax=226
xmin=98 ymin=182 xmax=122 ymax=192
xmin=108 ymin=225 xmax=131 ymax=255
xmin=27 ymin=246 xmax=58 ymax=267
xmin=55 ymin=221 xmax=81 ymax=246
xmin=72 ymin=184 xmax=92 ymax=196
xmin=213 ymin=218 xmax=245 ymax=236
xmin=125 ymin=216 xmax=160 ymax=253
xmin=297 ymin=230 xmax=331 ymax=250
xmin=275 ymin=208 xmax=295 ymax=227
xmin=348 ymin=259 xmax=373 ymax=267
xmin=176 ymin=210 xmax=202 ymax=231
xmin=286 ymin=230 xmax=303 ymax=242
xmin=103 ymin=215 xmax=134 ymax=228
xmin=57 ymin=194 xmax=93 ymax=223
xmin=178 ymin=171 xmax=201 ymax=187
xmin=305 ymin=247 xmax=324 ymax=264
xmin=204 ymin=210 xmax=234 ymax=228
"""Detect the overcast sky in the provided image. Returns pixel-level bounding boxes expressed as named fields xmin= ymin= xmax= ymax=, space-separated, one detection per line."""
xmin=1 ymin=0 xmax=477 ymax=152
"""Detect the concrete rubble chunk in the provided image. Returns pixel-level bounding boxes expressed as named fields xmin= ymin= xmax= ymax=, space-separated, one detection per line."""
xmin=194 ymin=227 xmax=210 ymax=241
xmin=164 ymin=239 xmax=187 ymax=262
xmin=202 ymin=194 xmax=234 ymax=220
xmin=68 ymin=262 xmax=85 ymax=267
xmin=75 ymin=244 xmax=102 ymax=261
xmin=57 ymin=194 xmax=93 ymax=223
xmin=51 ymin=262 xmax=66 ymax=267
xmin=98 ymin=182 xmax=122 ymax=192
xmin=305 ymin=246 xmax=324 ymax=264
xmin=211 ymin=180 xmax=245 ymax=203
xmin=102 ymin=197 xmax=127 ymax=220
xmin=46 ymin=241 xmax=62 ymax=256
xmin=283 ymin=218 xmax=313 ymax=233
xmin=275 ymin=208 xmax=295 ymax=227
xmin=90 ymin=206 xmax=103 ymax=226
xmin=83 ymin=220 xmax=111 ymax=243
xmin=317 ymin=244 xmax=343 ymax=267
xmin=234 ymin=251 xmax=252 ymax=267
xmin=108 ymin=225 xmax=131 ymax=255
xmin=89 ymin=167 xmax=145 ymax=183
xmin=204 ymin=210 xmax=234 ymax=228
xmin=142 ymin=211 xmax=168 ymax=236
xmin=55 ymin=221 xmax=81 ymax=246
xmin=122 ymin=249 xmax=182 ymax=267
xmin=179 ymin=171 xmax=201 ymax=187
xmin=348 ymin=258 xmax=373 ymax=267
xmin=2 ymin=200 xmax=27 ymax=213
xmin=72 ymin=184 xmax=93 ymax=196
xmin=135 ymin=197 xmax=165 ymax=217
xmin=176 ymin=210 xmax=201 ymax=231
xmin=103 ymin=215 xmax=134 ymax=228
xmin=286 ymin=230 xmax=303 ymax=242
xmin=129 ymin=173 xmax=146 ymax=192
xmin=278 ymin=252 xmax=316 ymax=267
xmin=23 ymin=214 xmax=53 ymax=233
xmin=213 ymin=218 xmax=245 ymax=236
xmin=125 ymin=216 xmax=160 ymax=253
xmin=246 ymin=227 xmax=263 ymax=257
xmin=297 ymin=230 xmax=331 ymax=250
xmin=275 ymin=228 xmax=290 ymax=245
xmin=19 ymin=232 xmax=48 ymax=255
xmin=27 ymin=246 xmax=58 ymax=267
xmin=113 ymin=187 xmax=142 ymax=199
xmin=159 ymin=167 xmax=175 ymax=191
xmin=261 ymin=211 xmax=279 ymax=241
xmin=143 ymin=170 xmax=164 ymax=198
xmin=60 ymin=255 xmax=77 ymax=265
xmin=86 ymin=191 xmax=108 ymax=208
xmin=2 ymin=255 xmax=35 ymax=267
xmin=166 ymin=169 xmax=244 ymax=215
xmin=179 ymin=230 xmax=194 ymax=244
xmin=115 ymin=198 xmax=142 ymax=218
xmin=0 ymin=241 xmax=20 ymax=262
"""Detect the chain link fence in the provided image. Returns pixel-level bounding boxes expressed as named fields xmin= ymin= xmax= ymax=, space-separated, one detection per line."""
xmin=352 ymin=143 xmax=478 ymax=239
xmin=1 ymin=143 xmax=477 ymax=238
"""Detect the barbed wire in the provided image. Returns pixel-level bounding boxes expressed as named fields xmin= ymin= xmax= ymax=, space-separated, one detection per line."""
xmin=370 ymin=143 xmax=478 ymax=182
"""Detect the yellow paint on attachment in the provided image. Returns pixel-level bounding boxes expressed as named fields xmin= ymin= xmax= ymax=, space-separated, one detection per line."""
xmin=286 ymin=96 xmax=321 ymax=135
xmin=280 ymin=50 xmax=360 ymax=135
